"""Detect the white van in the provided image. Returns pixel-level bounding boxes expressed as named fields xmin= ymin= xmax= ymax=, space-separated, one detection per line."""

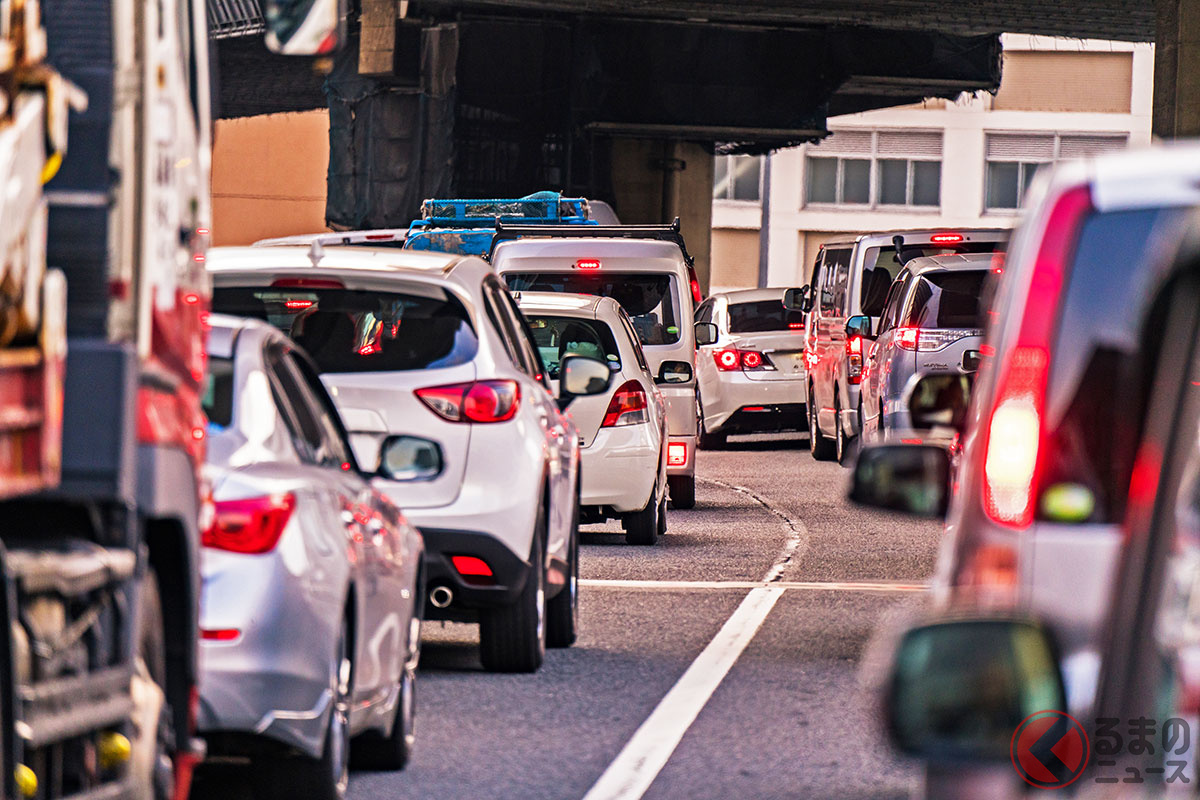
xmin=492 ymin=224 xmax=713 ymax=509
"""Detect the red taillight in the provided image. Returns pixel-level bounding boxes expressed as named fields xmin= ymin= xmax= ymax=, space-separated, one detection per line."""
xmin=788 ymin=322 xmax=804 ymax=330
xmin=930 ymin=233 xmax=964 ymax=244
xmin=364 ymin=233 xmax=398 ymax=241
xmin=713 ymin=348 xmax=771 ymax=372
xmin=687 ymin=265 xmax=703 ymax=303
xmin=981 ymin=185 xmax=1093 ymax=528
xmin=713 ymin=349 xmax=740 ymax=371
xmin=602 ymin=380 xmax=649 ymax=428
xmin=203 ymin=493 xmax=296 ymax=554
xmin=451 ymin=555 xmax=494 ymax=586
xmin=741 ymin=350 xmax=763 ymax=369
xmin=667 ymin=442 xmax=687 ymax=466
xmin=270 ymin=278 xmax=345 ymax=289
xmin=846 ymin=336 xmax=864 ymax=384
xmin=284 ymin=299 xmax=314 ymax=310
xmin=576 ymin=259 xmax=602 ymax=270
xmin=415 ymin=380 xmax=521 ymax=423
xmin=896 ymin=327 xmax=920 ymax=350
xmin=201 ymin=629 xmax=241 ymax=642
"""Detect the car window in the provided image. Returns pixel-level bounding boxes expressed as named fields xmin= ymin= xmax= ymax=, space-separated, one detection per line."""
xmin=902 ymin=270 xmax=988 ymax=329
xmin=819 ymin=249 xmax=851 ymax=316
xmin=202 ymin=356 xmax=235 ymax=429
xmin=481 ymin=284 xmax=524 ymax=369
xmin=498 ymin=288 xmax=548 ymax=382
xmin=727 ymin=299 xmax=805 ymax=333
xmin=504 ymin=272 xmax=682 ymax=346
xmin=1038 ymin=207 xmax=1190 ymax=524
xmin=860 ymin=242 xmax=1002 ymax=312
xmin=264 ymin=346 xmax=325 ymax=464
xmin=695 ymin=299 xmax=714 ymax=325
xmin=524 ymin=314 xmax=621 ymax=379
xmin=286 ymin=352 xmax=355 ymax=469
xmin=212 ymin=286 xmax=478 ymax=374
xmin=877 ymin=277 xmax=907 ymax=335
xmin=618 ymin=311 xmax=652 ymax=375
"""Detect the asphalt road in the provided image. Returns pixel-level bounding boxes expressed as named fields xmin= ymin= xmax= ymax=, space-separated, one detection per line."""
xmin=196 ymin=431 xmax=942 ymax=800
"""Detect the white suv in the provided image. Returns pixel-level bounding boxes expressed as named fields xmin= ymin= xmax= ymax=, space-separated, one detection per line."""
xmin=516 ymin=292 xmax=669 ymax=544
xmin=208 ymin=244 xmax=609 ymax=672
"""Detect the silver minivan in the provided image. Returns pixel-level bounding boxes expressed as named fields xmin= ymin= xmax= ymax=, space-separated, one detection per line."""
xmin=800 ymin=229 xmax=1008 ymax=464
xmin=492 ymin=228 xmax=710 ymax=509
xmin=860 ymin=254 xmax=994 ymax=439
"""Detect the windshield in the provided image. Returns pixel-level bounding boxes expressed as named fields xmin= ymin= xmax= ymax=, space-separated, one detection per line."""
xmin=505 ymin=272 xmax=681 ymax=345
xmin=903 ymin=270 xmax=988 ymax=329
xmin=524 ymin=314 xmax=621 ymax=379
xmin=862 ymin=242 xmax=1002 ymax=308
xmin=212 ymin=287 xmax=478 ymax=374
xmin=728 ymin=299 xmax=806 ymax=333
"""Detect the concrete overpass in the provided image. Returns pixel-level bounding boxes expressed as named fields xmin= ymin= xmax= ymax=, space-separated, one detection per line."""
xmin=207 ymin=0 xmax=1198 ymax=284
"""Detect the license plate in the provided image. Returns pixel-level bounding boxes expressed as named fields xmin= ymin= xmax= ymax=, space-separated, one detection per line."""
xmin=768 ymin=350 xmax=805 ymax=372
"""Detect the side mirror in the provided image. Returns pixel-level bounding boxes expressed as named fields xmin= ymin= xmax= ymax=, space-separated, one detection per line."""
xmin=559 ymin=355 xmax=612 ymax=408
xmin=845 ymin=314 xmax=873 ymax=340
xmin=657 ymin=360 xmax=693 ymax=384
xmin=264 ymin=0 xmax=347 ymax=55
xmin=886 ymin=617 xmax=1067 ymax=763
xmin=783 ymin=286 xmax=813 ymax=314
xmin=906 ymin=373 xmax=973 ymax=433
xmin=849 ymin=443 xmax=950 ymax=517
xmin=694 ymin=321 xmax=718 ymax=347
xmin=377 ymin=435 xmax=444 ymax=481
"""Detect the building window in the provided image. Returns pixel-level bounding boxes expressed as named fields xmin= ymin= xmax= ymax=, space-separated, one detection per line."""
xmin=713 ymin=155 xmax=763 ymax=202
xmin=803 ymin=130 xmax=942 ymax=210
xmin=985 ymin=132 xmax=1128 ymax=210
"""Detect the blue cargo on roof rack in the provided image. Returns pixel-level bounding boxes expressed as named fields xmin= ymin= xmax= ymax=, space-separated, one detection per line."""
xmin=404 ymin=191 xmax=597 ymax=256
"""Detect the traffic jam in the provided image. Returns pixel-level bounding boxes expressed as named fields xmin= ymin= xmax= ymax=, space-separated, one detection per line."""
xmin=3 ymin=0 xmax=1200 ymax=798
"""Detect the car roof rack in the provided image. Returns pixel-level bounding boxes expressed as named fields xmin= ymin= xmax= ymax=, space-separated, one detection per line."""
xmin=413 ymin=191 xmax=591 ymax=229
xmin=488 ymin=217 xmax=695 ymax=267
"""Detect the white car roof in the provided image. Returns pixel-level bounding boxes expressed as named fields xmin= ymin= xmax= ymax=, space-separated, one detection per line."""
xmin=708 ymin=287 xmax=788 ymax=303
xmin=492 ymin=237 xmax=687 ymax=269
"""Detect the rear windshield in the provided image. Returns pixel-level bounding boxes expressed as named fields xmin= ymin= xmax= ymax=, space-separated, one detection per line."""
xmin=728 ymin=300 xmax=806 ymax=333
xmin=212 ymin=287 xmax=478 ymax=373
xmin=203 ymin=357 xmax=234 ymax=428
xmin=504 ymin=272 xmax=681 ymax=345
xmin=903 ymin=270 xmax=988 ymax=329
xmin=524 ymin=314 xmax=620 ymax=379
xmin=861 ymin=241 xmax=1002 ymax=309
xmin=1038 ymin=207 xmax=1189 ymax=524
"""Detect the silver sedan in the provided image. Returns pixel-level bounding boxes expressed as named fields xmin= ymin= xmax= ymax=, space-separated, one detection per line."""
xmin=198 ymin=315 xmax=425 ymax=800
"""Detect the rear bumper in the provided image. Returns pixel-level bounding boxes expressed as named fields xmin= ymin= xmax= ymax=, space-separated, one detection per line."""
xmin=703 ymin=372 xmax=806 ymax=432
xmin=581 ymin=423 xmax=659 ymax=512
xmin=666 ymin=433 xmax=696 ymax=476
xmin=419 ymin=528 xmax=532 ymax=619
xmin=719 ymin=403 xmax=806 ymax=434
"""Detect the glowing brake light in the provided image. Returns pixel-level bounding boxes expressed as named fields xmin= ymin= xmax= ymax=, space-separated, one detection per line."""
xmin=687 ymin=265 xmax=703 ymax=303
xmin=667 ymin=442 xmax=687 ymax=466
xmin=451 ymin=555 xmax=495 ymax=586
xmin=741 ymin=351 xmax=763 ymax=369
xmin=980 ymin=184 xmax=1093 ymax=528
xmin=576 ymin=259 xmax=602 ymax=270
xmin=201 ymin=629 xmax=241 ymax=642
xmin=203 ymin=493 xmax=297 ymax=554
xmin=284 ymin=299 xmax=315 ymax=310
xmin=712 ymin=348 xmax=772 ymax=372
xmin=602 ymin=381 xmax=649 ymax=427
xmin=846 ymin=336 xmax=864 ymax=384
xmin=788 ymin=322 xmax=804 ymax=330
xmin=416 ymin=380 xmax=521 ymax=423
xmin=930 ymin=233 xmax=964 ymax=244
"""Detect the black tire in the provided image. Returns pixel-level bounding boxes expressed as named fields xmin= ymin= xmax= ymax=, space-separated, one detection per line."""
xmin=808 ymin=386 xmax=836 ymax=461
xmin=656 ymin=491 xmax=668 ymax=536
xmin=623 ymin=491 xmax=659 ymax=545
xmin=479 ymin=510 xmax=546 ymax=673
xmin=547 ymin=484 xmax=580 ymax=648
xmin=255 ymin=621 xmax=352 ymax=800
xmin=835 ymin=397 xmax=855 ymax=467
xmin=697 ymin=399 xmax=726 ymax=450
xmin=353 ymin=612 xmax=419 ymax=770
xmin=667 ymin=474 xmax=696 ymax=510
xmin=136 ymin=575 xmax=174 ymax=800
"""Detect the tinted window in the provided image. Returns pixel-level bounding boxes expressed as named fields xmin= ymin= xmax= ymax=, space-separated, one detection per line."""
xmin=728 ymin=300 xmax=805 ymax=333
xmin=877 ymin=278 xmax=907 ymax=335
xmin=820 ymin=249 xmax=852 ymax=315
xmin=504 ymin=273 xmax=681 ymax=345
xmin=861 ymin=241 xmax=1001 ymax=308
xmin=902 ymin=270 xmax=988 ymax=329
xmin=525 ymin=315 xmax=620 ymax=379
xmin=203 ymin=357 xmax=234 ymax=428
xmin=1038 ymin=207 xmax=1189 ymax=523
xmin=212 ymin=287 xmax=478 ymax=374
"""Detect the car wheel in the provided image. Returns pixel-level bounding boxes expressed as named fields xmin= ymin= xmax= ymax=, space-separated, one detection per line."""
xmin=256 ymin=621 xmax=352 ymax=800
xmin=656 ymin=490 xmax=668 ymax=536
xmin=667 ymin=474 xmax=696 ymax=510
xmin=353 ymin=613 xmax=419 ymax=770
xmin=623 ymin=489 xmax=659 ymax=545
xmin=134 ymin=574 xmax=174 ymax=800
xmin=697 ymin=398 xmax=726 ymax=450
xmin=547 ymin=485 xmax=580 ymax=648
xmin=479 ymin=509 xmax=546 ymax=673
xmin=835 ymin=397 xmax=849 ymax=466
xmin=808 ymin=386 xmax=836 ymax=461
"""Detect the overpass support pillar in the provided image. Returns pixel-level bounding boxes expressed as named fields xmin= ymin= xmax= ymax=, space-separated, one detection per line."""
xmin=609 ymin=140 xmax=714 ymax=294
xmin=1155 ymin=0 xmax=1200 ymax=137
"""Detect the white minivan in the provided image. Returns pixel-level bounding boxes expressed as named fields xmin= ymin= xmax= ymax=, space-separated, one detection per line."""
xmin=492 ymin=223 xmax=714 ymax=509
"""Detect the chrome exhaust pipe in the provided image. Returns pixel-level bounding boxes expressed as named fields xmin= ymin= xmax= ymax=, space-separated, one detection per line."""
xmin=429 ymin=586 xmax=453 ymax=609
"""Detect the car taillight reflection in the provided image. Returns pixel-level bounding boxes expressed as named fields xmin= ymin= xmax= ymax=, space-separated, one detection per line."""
xmin=416 ymin=380 xmax=521 ymax=423
xmin=203 ymin=493 xmax=297 ymax=554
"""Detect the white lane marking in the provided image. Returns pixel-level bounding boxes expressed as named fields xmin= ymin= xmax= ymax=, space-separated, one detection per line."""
xmin=580 ymin=586 xmax=785 ymax=800
xmin=580 ymin=578 xmax=927 ymax=592
xmin=698 ymin=477 xmax=809 ymax=582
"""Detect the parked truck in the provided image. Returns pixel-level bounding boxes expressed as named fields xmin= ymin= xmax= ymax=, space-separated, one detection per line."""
xmin=0 ymin=1 xmax=341 ymax=797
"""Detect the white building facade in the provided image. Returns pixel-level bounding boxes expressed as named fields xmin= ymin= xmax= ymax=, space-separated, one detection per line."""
xmin=709 ymin=35 xmax=1155 ymax=291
